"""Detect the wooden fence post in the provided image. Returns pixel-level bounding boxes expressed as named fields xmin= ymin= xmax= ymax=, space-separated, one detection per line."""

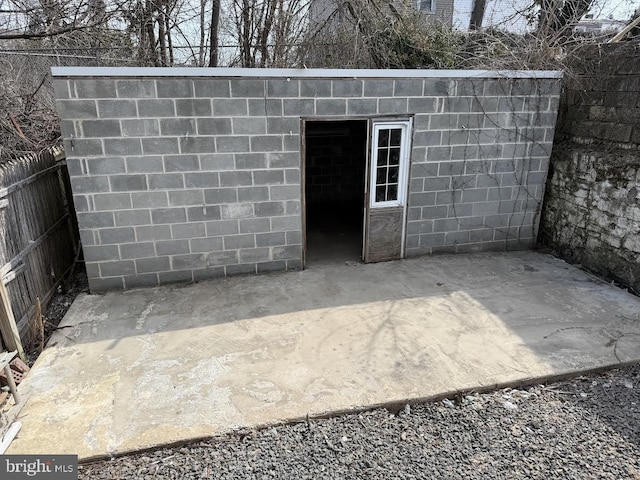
xmin=0 ymin=280 xmax=25 ymax=361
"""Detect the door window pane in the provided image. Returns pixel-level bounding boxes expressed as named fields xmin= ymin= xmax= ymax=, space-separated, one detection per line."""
xmin=390 ymin=128 xmax=401 ymax=146
xmin=376 ymin=186 xmax=386 ymax=202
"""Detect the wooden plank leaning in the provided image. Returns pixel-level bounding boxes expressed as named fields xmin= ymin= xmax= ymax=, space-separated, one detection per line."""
xmin=0 ymin=280 xmax=25 ymax=362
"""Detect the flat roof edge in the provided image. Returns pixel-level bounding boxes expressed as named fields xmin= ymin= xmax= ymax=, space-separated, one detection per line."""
xmin=51 ymin=67 xmax=563 ymax=79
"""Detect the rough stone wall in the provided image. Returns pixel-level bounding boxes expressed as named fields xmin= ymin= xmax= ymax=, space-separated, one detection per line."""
xmin=540 ymin=43 xmax=640 ymax=294
xmin=53 ymin=70 xmax=560 ymax=292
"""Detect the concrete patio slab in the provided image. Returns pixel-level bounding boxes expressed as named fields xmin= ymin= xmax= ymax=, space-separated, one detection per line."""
xmin=7 ymin=251 xmax=640 ymax=461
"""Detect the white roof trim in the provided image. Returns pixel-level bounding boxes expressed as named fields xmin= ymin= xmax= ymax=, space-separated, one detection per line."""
xmin=51 ymin=67 xmax=562 ymax=79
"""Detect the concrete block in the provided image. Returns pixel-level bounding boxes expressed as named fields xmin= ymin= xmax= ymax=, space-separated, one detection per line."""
xmin=457 ymin=79 xmax=485 ymax=96
xmin=253 ymin=170 xmax=284 ymax=185
xmin=488 ymin=187 xmax=514 ymax=201
xmin=225 ymin=263 xmax=255 ymax=275
xmin=164 ymin=155 xmax=199 ymax=172
xmin=193 ymin=266 xmax=225 ymax=281
xmin=136 ymin=257 xmax=171 ymax=274
xmin=422 ymin=177 xmax=451 ymax=192
xmin=285 ymin=169 xmax=300 ymax=185
xmin=216 ymin=136 xmax=251 ymax=153
xmin=185 ymin=172 xmax=219 ymax=188
xmin=316 ymin=99 xmax=346 ymax=115
xmin=239 ymin=248 xmax=271 ymax=263
xmin=87 ymin=157 xmax=126 ymax=175
xmin=160 ymin=118 xmax=196 ymax=136
xmin=273 ymin=245 xmax=302 ymax=260
xmin=219 ymin=171 xmax=252 ymax=187
xmin=270 ymin=185 xmax=299 ymax=201
xmin=158 ymin=270 xmax=193 ymax=284
xmin=151 ymin=207 xmax=187 ymax=224
xmin=235 ymin=153 xmax=268 ymax=170
xmin=239 ymin=217 xmax=270 ymax=234
xmin=204 ymin=188 xmax=238 ymax=204
xmin=254 ymin=202 xmax=284 ymax=217
xmin=73 ymin=79 xmax=116 ymax=98
xmin=267 ymin=117 xmax=300 ymax=135
xmin=197 ymin=118 xmax=232 ymax=135
xmin=97 ymin=100 xmax=137 ymax=118
xmin=53 ymin=79 xmax=70 ymax=99
xmin=138 ymin=99 xmax=176 ymax=117
xmin=82 ymin=120 xmax=122 ymax=138
xmin=230 ymin=79 xmax=265 ymax=97
xmin=71 ymin=176 xmax=110 ymax=194
xmin=131 ymin=192 xmax=169 ymax=208
xmin=233 ymin=117 xmax=267 ymax=135
xmin=271 ymin=215 xmax=300 ymax=231
xmin=224 ymin=234 xmax=256 ymax=250
xmin=285 ymin=230 xmax=301 ymax=245
xmin=257 ymin=260 xmax=286 ymax=273
xmin=172 ymin=253 xmax=206 ymax=270
xmin=89 ymin=277 xmax=124 ymax=292
xmin=147 ymin=174 xmax=184 ymax=190
xmin=126 ymin=156 xmax=163 ymax=173
xmin=122 ymin=119 xmax=160 ymax=137
xmin=93 ymin=193 xmax=132 ymax=210
xmin=222 ymin=203 xmax=254 ymax=219
xmin=190 ymin=236 xmax=223 ymax=253
xmin=168 ymin=189 xmax=204 ymax=206
xmin=409 ymin=97 xmax=438 ymax=113
xmin=176 ymin=99 xmax=212 ymax=116
xmin=461 ymin=188 xmax=488 ymax=203
xmin=73 ymin=195 xmax=89 ymax=212
xmin=394 ymin=79 xmax=423 ymax=96
xmin=66 ymin=158 xmax=84 ymax=176
xmin=110 ymin=174 xmax=148 ymax=192
xmin=283 ymin=134 xmax=300 ymax=152
xmin=472 ymin=97 xmax=499 ymax=113
xmin=256 ymin=232 xmax=286 ymax=247
xmin=156 ymin=79 xmax=193 ymax=98
xmin=142 ymin=138 xmax=180 ymax=155
xmin=268 ymin=152 xmax=299 ymax=168
xmin=194 ymin=79 xmax=230 ymax=97
xmin=136 ymin=225 xmax=172 ymax=241
xmin=300 ymin=79 xmax=332 ymax=97
xmin=248 ymin=98 xmax=282 ymax=116
xmin=347 ymin=99 xmax=377 ymax=115
xmin=186 ymin=205 xmax=222 ymax=221
xmin=378 ymin=98 xmax=408 ymax=114
xmin=64 ymin=139 xmax=103 ymax=156
xmin=268 ymin=79 xmax=299 ymax=97
xmin=79 ymin=229 xmax=97 ymax=246
xmin=77 ymin=212 xmax=114 ymax=228
xmin=419 ymin=233 xmax=445 ymax=247
xmin=363 ymin=80 xmax=394 ymax=97
xmin=251 ymin=136 xmax=283 ymax=152
xmin=120 ymin=242 xmax=155 ymax=259
xmin=238 ymin=186 xmax=269 ymax=202
xmin=206 ymin=220 xmax=239 ymax=236
xmin=283 ymin=99 xmax=314 ymax=116
xmin=99 ymin=227 xmax=135 ymax=244
xmin=213 ymin=99 xmax=248 ymax=116
xmin=156 ymin=239 xmax=190 ymax=255
xmin=58 ymin=100 xmax=97 ymax=119
xmin=424 ymin=79 xmax=455 ymax=96
xmin=116 ymin=80 xmax=156 ymax=98
xmin=473 ymin=202 xmax=500 ymax=216
xmin=414 ymin=130 xmax=442 ymax=147
xmin=409 ymin=192 xmax=436 ymax=207
xmin=407 ymin=221 xmax=434 ymax=235
xmin=332 ymin=80 xmax=363 ymax=97
xmin=83 ymin=245 xmax=119 ymax=261
xmin=172 ymin=222 xmax=206 ymax=239
xmin=104 ymin=138 xmax=142 ymax=156
xmin=286 ymin=258 xmax=302 ymax=270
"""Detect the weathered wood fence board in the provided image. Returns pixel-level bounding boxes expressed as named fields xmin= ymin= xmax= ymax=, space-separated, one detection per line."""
xmin=0 ymin=146 xmax=78 ymax=355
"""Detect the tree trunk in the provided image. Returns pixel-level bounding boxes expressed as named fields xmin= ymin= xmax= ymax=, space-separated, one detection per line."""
xmin=208 ymin=0 xmax=221 ymax=66
xmin=469 ymin=0 xmax=486 ymax=30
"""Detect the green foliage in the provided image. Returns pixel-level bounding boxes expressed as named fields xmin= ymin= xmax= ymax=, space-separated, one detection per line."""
xmin=373 ymin=19 xmax=463 ymax=69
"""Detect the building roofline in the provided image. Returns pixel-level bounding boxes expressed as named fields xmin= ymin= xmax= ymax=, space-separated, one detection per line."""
xmin=51 ymin=67 xmax=563 ymax=79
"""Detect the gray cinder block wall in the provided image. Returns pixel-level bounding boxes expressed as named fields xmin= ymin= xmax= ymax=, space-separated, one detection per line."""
xmin=52 ymin=68 xmax=561 ymax=292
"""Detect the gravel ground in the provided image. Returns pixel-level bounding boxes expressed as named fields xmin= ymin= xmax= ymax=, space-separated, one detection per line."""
xmin=79 ymin=364 xmax=640 ymax=480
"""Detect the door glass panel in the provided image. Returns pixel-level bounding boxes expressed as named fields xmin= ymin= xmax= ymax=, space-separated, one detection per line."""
xmin=378 ymin=130 xmax=389 ymax=147
xmin=390 ymin=129 xmax=401 ymax=146
xmin=376 ymin=186 xmax=386 ymax=202
xmin=377 ymin=149 xmax=389 ymax=167
xmin=387 ymin=184 xmax=398 ymax=199
xmin=376 ymin=168 xmax=386 ymax=184
xmin=389 ymin=148 xmax=400 ymax=166
xmin=389 ymin=166 xmax=399 ymax=183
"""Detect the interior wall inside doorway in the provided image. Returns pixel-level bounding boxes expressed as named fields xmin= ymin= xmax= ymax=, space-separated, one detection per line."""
xmin=305 ymin=120 xmax=367 ymax=265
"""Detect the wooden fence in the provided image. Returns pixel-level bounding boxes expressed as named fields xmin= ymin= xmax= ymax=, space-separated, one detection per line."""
xmin=0 ymin=147 xmax=78 ymax=359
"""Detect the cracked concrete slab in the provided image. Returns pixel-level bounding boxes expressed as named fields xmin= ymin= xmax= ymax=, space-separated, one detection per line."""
xmin=6 ymin=251 xmax=640 ymax=461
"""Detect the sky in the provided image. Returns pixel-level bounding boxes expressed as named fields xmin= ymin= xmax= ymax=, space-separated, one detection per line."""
xmin=452 ymin=0 xmax=640 ymax=32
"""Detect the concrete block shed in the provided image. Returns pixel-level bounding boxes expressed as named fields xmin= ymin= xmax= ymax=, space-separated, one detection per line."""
xmin=51 ymin=67 xmax=562 ymax=292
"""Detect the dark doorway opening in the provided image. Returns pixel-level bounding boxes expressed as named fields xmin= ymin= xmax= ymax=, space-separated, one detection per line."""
xmin=304 ymin=120 xmax=368 ymax=266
